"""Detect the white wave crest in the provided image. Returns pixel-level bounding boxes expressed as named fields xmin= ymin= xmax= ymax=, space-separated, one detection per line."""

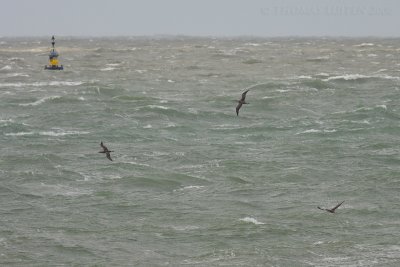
xmin=6 ymin=73 xmax=29 ymax=78
xmin=38 ymin=130 xmax=90 ymax=136
xmin=0 ymin=65 xmax=12 ymax=72
xmin=324 ymin=74 xmax=400 ymax=82
xmin=5 ymin=132 xmax=34 ymax=136
xmin=0 ymin=81 xmax=83 ymax=88
xmin=296 ymin=129 xmax=336 ymax=135
xmin=324 ymin=74 xmax=369 ymax=81
xmin=19 ymin=96 xmax=61 ymax=106
xmin=147 ymin=105 xmax=169 ymax=110
xmin=5 ymin=130 xmax=89 ymax=137
xmin=100 ymin=67 xmax=116 ymax=71
xmin=354 ymin=43 xmax=375 ymax=47
xmin=239 ymin=217 xmax=265 ymax=225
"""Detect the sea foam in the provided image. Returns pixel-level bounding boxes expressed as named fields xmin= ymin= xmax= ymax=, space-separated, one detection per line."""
xmin=239 ymin=217 xmax=265 ymax=225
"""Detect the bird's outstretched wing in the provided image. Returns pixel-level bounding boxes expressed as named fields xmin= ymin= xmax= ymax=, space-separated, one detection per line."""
xmin=241 ymin=89 xmax=249 ymax=101
xmin=236 ymin=102 xmax=243 ymax=116
xmin=331 ymin=201 xmax=344 ymax=212
xmin=106 ymin=152 xmax=113 ymax=161
xmin=100 ymin=141 xmax=108 ymax=152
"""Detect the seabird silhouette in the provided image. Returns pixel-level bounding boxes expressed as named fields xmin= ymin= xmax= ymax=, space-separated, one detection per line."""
xmin=318 ymin=201 xmax=344 ymax=213
xmin=99 ymin=141 xmax=114 ymax=161
xmin=236 ymin=89 xmax=249 ymax=116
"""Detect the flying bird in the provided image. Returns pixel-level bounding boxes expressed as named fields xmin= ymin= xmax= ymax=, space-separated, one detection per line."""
xmin=236 ymin=89 xmax=249 ymax=116
xmin=99 ymin=141 xmax=114 ymax=161
xmin=318 ymin=201 xmax=344 ymax=213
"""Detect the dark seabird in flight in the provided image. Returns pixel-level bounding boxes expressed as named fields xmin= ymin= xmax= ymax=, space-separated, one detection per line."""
xmin=236 ymin=89 xmax=249 ymax=116
xmin=318 ymin=201 xmax=344 ymax=213
xmin=99 ymin=141 xmax=114 ymax=161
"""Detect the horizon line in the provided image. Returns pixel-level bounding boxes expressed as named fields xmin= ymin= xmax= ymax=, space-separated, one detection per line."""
xmin=1 ymin=34 xmax=400 ymax=39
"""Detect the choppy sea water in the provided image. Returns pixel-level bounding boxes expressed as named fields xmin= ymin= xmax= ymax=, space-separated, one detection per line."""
xmin=0 ymin=37 xmax=400 ymax=266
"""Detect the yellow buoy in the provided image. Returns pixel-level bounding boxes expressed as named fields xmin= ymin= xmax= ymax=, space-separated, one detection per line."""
xmin=45 ymin=36 xmax=63 ymax=70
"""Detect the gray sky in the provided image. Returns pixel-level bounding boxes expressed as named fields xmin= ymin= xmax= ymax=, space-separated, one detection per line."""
xmin=1 ymin=0 xmax=399 ymax=37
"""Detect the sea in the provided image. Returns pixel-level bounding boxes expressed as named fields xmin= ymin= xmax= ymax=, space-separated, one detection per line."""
xmin=0 ymin=37 xmax=399 ymax=266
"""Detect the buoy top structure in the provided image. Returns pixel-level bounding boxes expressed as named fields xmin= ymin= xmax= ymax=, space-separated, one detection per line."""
xmin=45 ymin=36 xmax=63 ymax=70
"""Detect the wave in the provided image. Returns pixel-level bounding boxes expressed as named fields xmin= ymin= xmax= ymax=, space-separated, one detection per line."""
xmin=0 ymin=65 xmax=12 ymax=72
xmin=296 ymin=129 xmax=337 ymax=135
xmin=324 ymin=74 xmax=370 ymax=81
xmin=306 ymin=56 xmax=330 ymax=62
xmin=323 ymin=74 xmax=400 ymax=82
xmin=239 ymin=217 xmax=265 ymax=225
xmin=100 ymin=67 xmax=117 ymax=71
xmin=24 ymin=183 xmax=93 ymax=197
xmin=173 ymin=185 xmax=205 ymax=192
xmin=8 ymin=57 xmax=25 ymax=62
xmin=6 ymin=73 xmax=30 ymax=78
xmin=147 ymin=105 xmax=170 ymax=110
xmin=354 ymin=43 xmax=375 ymax=47
xmin=5 ymin=130 xmax=90 ymax=137
xmin=19 ymin=96 xmax=61 ymax=106
xmin=0 ymin=81 xmax=84 ymax=88
xmin=300 ymin=79 xmax=331 ymax=89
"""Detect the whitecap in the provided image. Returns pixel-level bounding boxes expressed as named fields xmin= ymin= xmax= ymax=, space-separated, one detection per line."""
xmin=19 ymin=96 xmax=61 ymax=106
xmin=5 ymin=131 xmax=34 ymax=136
xmin=297 ymin=75 xmax=313 ymax=79
xmin=315 ymin=73 xmax=330 ymax=77
xmin=374 ymin=69 xmax=387 ymax=73
xmin=143 ymin=124 xmax=152 ymax=129
xmin=324 ymin=74 xmax=370 ymax=81
xmin=0 ymin=81 xmax=83 ymax=88
xmin=147 ymin=105 xmax=169 ymax=110
xmin=8 ymin=57 xmax=24 ymax=62
xmin=38 ymin=130 xmax=90 ymax=136
xmin=296 ymin=129 xmax=336 ymax=135
xmin=182 ymin=185 xmax=204 ymax=190
xmin=354 ymin=43 xmax=375 ymax=47
xmin=6 ymin=73 xmax=29 ymax=78
xmin=0 ymin=65 xmax=12 ymax=71
xmin=244 ymin=43 xmax=261 ymax=47
xmin=0 ymin=118 xmax=13 ymax=124
xmin=100 ymin=67 xmax=116 ymax=71
xmin=167 ymin=79 xmax=175 ymax=83
xmin=307 ymin=56 xmax=330 ymax=61
xmin=5 ymin=130 xmax=89 ymax=137
xmin=211 ymin=124 xmax=241 ymax=130
xmin=106 ymin=63 xmax=120 ymax=67
xmin=377 ymin=74 xmax=400 ymax=81
xmin=376 ymin=104 xmax=387 ymax=110
xmin=350 ymin=119 xmax=370 ymax=125
xmin=171 ymin=225 xmax=199 ymax=231
xmin=296 ymin=129 xmax=320 ymax=135
xmin=239 ymin=217 xmax=265 ymax=225
xmin=188 ymin=108 xmax=198 ymax=114
xmin=48 ymin=81 xmax=84 ymax=86
xmin=135 ymin=69 xmax=147 ymax=74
